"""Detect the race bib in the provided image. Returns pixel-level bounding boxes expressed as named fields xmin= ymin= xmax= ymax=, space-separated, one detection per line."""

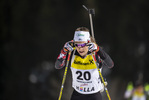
xmin=71 ymin=54 xmax=103 ymax=94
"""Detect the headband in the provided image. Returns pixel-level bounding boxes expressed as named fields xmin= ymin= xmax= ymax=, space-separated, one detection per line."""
xmin=73 ymin=31 xmax=90 ymax=42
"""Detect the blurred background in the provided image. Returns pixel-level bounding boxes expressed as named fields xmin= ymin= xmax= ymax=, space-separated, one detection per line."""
xmin=1 ymin=0 xmax=149 ymax=100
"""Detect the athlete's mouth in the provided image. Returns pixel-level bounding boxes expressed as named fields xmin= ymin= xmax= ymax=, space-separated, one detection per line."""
xmin=79 ymin=51 xmax=84 ymax=54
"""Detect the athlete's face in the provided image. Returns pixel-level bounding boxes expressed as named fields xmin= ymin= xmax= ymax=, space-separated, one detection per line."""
xmin=75 ymin=41 xmax=89 ymax=57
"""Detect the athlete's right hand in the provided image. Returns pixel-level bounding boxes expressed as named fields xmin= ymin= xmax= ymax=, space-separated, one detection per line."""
xmin=63 ymin=41 xmax=74 ymax=52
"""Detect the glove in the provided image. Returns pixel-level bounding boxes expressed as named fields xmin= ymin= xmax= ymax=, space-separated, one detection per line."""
xmin=87 ymin=43 xmax=99 ymax=53
xmin=58 ymin=41 xmax=73 ymax=60
xmin=63 ymin=41 xmax=74 ymax=52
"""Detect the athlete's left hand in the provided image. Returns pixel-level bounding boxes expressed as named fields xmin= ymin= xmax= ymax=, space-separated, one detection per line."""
xmin=87 ymin=43 xmax=98 ymax=52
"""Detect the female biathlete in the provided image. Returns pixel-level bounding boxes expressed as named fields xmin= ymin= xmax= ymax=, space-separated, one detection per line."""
xmin=55 ymin=27 xmax=114 ymax=100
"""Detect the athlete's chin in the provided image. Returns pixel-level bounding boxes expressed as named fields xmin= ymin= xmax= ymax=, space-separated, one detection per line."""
xmin=79 ymin=53 xmax=87 ymax=57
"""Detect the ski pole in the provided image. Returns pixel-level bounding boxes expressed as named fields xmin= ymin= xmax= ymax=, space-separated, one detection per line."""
xmin=92 ymin=54 xmax=111 ymax=100
xmin=83 ymin=5 xmax=112 ymax=100
xmin=58 ymin=52 xmax=71 ymax=100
